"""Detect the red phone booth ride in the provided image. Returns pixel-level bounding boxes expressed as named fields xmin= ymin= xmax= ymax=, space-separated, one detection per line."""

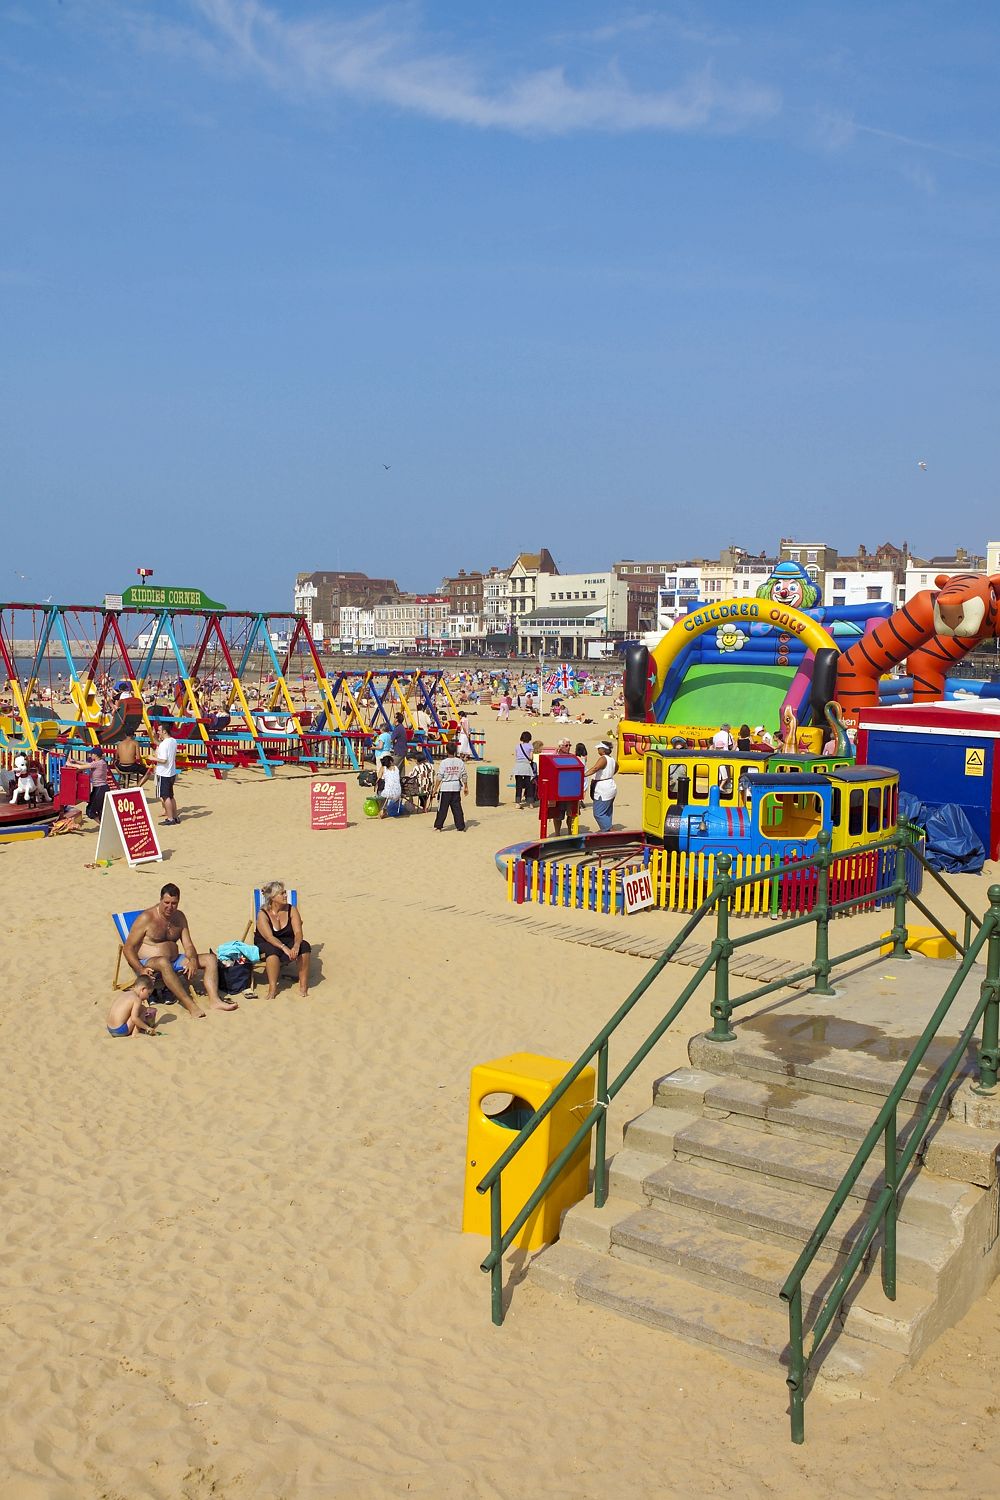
xmin=537 ymin=750 xmax=585 ymax=838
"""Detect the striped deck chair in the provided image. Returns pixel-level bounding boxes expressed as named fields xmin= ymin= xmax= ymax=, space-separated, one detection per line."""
xmin=111 ymin=908 xmax=197 ymax=1002
xmin=241 ymin=888 xmax=299 ymax=942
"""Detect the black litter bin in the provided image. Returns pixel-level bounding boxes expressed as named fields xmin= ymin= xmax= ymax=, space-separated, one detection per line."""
xmin=475 ymin=764 xmax=500 ymax=807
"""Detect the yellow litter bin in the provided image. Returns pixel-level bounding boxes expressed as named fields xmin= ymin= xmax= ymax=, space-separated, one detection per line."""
xmin=462 ymin=1052 xmax=596 ymax=1250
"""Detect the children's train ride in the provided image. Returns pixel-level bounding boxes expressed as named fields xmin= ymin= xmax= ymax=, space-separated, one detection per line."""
xmin=641 ymin=747 xmax=899 ymax=861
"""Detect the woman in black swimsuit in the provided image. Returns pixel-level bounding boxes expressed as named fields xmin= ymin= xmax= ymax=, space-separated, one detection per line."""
xmin=255 ymin=879 xmax=312 ymax=998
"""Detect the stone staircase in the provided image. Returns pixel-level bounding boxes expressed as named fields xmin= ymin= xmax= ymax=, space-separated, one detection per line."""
xmin=532 ymin=1013 xmax=1000 ymax=1396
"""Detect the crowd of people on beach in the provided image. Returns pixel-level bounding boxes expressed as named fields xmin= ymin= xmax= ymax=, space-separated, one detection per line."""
xmin=95 ymin=671 xmax=623 ymax=1035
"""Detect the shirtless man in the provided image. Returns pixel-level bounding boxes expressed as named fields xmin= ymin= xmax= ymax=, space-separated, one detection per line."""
xmin=123 ymin=882 xmax=237 ymax=1016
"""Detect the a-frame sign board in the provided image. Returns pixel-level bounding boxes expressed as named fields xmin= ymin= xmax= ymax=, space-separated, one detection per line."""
xmin=95 ymin=788 xmax=163 ymax=867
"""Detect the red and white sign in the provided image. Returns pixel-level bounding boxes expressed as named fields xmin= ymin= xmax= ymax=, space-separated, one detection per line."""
xmin=310 ymin=778 xmax=348 ymax=830
xmin=622 ymin=868 xmax=654 ymax=914
xmin=95 ymin=787 xmax=163 ymax=867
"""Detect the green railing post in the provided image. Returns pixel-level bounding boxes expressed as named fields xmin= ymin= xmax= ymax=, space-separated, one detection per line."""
xmin=882 ymin=1105 xmax=897 ymax=1300
xmin=594 ymin=1041 xmax=609 ymax=1209
xmin=787 ymin=1287 xmax=805 ymax=1444
xmin=708 ymin=854 xmax=735 ymax=1042
xmin=812 ymin=829 xmax=835 ymax=997
xmin=490 ymin=1181 xmax=503 ymax=1326
xmin=976 ymin=890 xmax=1000 ymax=1092
xmin=891 ymin=835 xmax=911 ymax=960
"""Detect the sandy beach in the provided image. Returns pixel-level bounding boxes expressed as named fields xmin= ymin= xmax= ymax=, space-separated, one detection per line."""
xmin=3 ymin=701 xmax=1000 ymax=1499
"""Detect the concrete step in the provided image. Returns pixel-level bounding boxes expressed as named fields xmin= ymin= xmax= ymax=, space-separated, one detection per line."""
xmin=688 ymin=1028 xmax=977 ymax=1110
xmin=655 ymin=1069 xmax=998 ymax=1188
xmin=608 ymin=1204 xmax=934 ymax=1356
xmin=613 ymin=1157 xmax=955 ymax=1291
xmin=668 ymin=1116 xmax=977 ymax=1235
xmin=530 ymin=1239 xmax=904 ymax=1394
xmin=621 ymin=1104 xmax=701 ymax=1158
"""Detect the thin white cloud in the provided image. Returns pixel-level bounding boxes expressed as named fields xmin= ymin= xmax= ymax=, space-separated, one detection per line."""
xmin=566 ymin=11 xmax=737 ymax=48
xmin=170 ymin=0 xmax=779 ymax=135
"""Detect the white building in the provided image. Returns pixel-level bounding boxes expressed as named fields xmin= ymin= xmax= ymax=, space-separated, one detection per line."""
xmin=823 ymin=570 xmax=895 ymax=609
xmin=504 ymin=549 xmax=559 ymax=622
xmin=657 ymin=567 xmax=704 ymax=629
xmin=900 ymin=560 xmax=985 ymax=608
xmin=482 ymin=566 xmax=510 ymax=640
xmin=731 ymin=555 xmax=778 ymax=596
xmin=293 ymin=579 xmax=317 ymax=624
xmin=443 ymin=612 xmax=483 ymax=645
xmin=338 ymin=605 xmax=377 ymax=648
xmin=517 ymin=571 xmax=628 ymax=658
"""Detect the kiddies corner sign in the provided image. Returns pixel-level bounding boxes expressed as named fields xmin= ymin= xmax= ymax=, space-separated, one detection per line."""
xmin=104 ymin=586 xmax=226 ymax=612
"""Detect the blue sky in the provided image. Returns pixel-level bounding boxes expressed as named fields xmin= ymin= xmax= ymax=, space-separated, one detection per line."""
xmin=3 ymin=1 xmax=999 ymax=609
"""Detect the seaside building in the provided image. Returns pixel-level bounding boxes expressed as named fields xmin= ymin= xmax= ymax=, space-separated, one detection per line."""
xmin=823 ymin=569 xmax=895 ymax=608
xmin=611 ymin=561 xmax=670 ymax=634
xmin=723 ymin=546 xmax=777 ymax=596
xmin=338 ymin=596 xmax=450 ymax=651
xmin=657 ymin=567 xmax=704 ymax=630
xmin=438 ymin=569 xmax=485 ymax=617
xmin=482 ymin=566 xmax=512 ymax=648
xmin=516 ymin=570 xmax=628 ymax=659
xmin=901 ymin=549 xmax=986 ymax=607
xmin=504 ymin=549 xmax=559 ymax=623
xmin=778 ymin=538 xmax=838 ymax=593
xmin=294 ymin=571 xmax=401 ymax=643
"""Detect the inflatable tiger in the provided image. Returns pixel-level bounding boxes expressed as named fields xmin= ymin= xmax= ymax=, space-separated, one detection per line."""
xmin=836 ymin=572 xmax=1000 ymax=720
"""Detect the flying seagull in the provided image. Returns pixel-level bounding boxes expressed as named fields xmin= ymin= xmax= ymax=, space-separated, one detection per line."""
xmin=917 ymin=460 xmax=927 ymax=471
xmin=382 ymin=464 xmax=391 ymax=470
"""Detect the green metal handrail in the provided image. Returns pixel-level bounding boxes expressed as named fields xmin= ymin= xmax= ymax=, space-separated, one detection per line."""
xmin=906 ymin=842 xmax=983 ymax=953
xmin=780 ymin=886 xmax=1000 ymax=1443
xmin=478 ymin=828 xmax=913 ymax=1316
xmin=476 ymin=891 xmax=719 ymax=1323
xmin=477 ymin=828 xmax=1000 ymax=1441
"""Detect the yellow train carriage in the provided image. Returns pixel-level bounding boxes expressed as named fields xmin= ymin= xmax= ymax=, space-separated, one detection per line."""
xmin=642 ymin=745 xmax=899 ymax=859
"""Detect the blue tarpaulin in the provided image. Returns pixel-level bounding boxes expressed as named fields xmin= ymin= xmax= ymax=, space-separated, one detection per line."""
xmin=898 ymin=793 xmax=985 ymax=874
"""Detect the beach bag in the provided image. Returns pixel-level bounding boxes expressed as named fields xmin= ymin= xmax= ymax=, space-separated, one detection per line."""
xmin=358 ymin=769 xmax=377 ymax=787
xmin=218 ymin=956 xmax=252 ymax=995
xmin=363 ymin=796 xmax=381 ymax=818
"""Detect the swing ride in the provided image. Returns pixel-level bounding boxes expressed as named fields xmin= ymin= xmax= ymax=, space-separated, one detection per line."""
xmin=0 ymin=594 xmax=465 ymax=779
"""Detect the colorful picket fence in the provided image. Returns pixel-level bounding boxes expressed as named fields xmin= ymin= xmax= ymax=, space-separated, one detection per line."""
xmin=505 ymin=839 xmax=924 ymax=919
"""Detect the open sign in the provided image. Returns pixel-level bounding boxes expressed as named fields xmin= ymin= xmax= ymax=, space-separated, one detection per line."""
xmin=622 ymin=868 xmax=654 ymax=914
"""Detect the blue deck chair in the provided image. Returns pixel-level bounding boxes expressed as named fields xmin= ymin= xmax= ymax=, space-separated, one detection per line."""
xmin=111 ymin=908 xmax=197 ymax=1001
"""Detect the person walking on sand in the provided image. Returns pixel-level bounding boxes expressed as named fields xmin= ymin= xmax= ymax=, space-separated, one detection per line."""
xmin=433 ymin=741 xmax=467 ymax=831
xmin=140 ymin=722 xmax=181 ymax=825
xmin=123 ymin=883 xmax=238 ymax=1016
